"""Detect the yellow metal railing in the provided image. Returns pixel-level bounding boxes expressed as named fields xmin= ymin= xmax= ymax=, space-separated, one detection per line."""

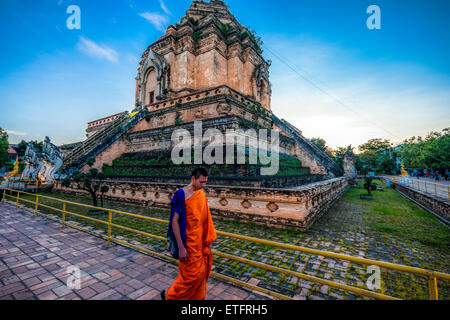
xmin=2 ymin=187 xmax=449 ymax=300
xmin=388 ymin=176 xmax=450 ymax=200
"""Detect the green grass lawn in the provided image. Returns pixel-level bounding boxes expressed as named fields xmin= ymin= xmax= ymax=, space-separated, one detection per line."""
xmin=342 ymin=180 xmax=449 ymax=250
xmin=4 ymin=181 xmax=449 ymax=300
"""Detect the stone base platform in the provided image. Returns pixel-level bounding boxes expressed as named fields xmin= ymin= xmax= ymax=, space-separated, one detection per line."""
xmin=54 ymin=177 xmax=349 ymax=230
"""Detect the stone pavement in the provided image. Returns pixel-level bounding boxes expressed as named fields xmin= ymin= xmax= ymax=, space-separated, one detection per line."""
xmin=0 ymin=202 xmax=269 ymax=300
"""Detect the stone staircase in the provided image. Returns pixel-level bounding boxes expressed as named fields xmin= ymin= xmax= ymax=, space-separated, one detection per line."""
xmin=60 ymin=110 xmax=146 ymax=175
xmin=272 ymin=114 xmax=344 ymax=177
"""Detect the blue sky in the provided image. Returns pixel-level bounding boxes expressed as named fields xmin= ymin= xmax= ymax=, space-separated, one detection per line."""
xmin=1 ymin=0 xmax=449 ymax=149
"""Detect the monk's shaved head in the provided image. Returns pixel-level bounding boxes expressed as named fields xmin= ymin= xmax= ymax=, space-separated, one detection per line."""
xmin=191 ymin=168 xmax=208 ymax=180
xmin=191 ymin=168 xmax=208 ymax=190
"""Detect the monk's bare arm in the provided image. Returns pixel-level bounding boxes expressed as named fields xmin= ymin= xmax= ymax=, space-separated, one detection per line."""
xmin=172 ymin=211 xmax=188 ymax=261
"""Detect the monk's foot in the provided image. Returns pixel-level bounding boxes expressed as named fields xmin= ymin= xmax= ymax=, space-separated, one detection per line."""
xmin=160 ymin=290 xmax=166 ymax=300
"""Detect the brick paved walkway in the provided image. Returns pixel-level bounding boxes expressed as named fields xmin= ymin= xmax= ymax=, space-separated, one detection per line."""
xmin=0 ymin=202 xmax=268 ymax=300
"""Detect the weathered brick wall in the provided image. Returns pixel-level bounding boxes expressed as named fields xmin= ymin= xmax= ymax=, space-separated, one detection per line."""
xmin=84 ymin=86 xmax=280 ymax=173
xmin=81 ymin=138 xmax=128 ymax=173
xmin=53 ymin=177 xmax=348 ymax=230
xmin=392 ymin=183 xmax=450 ymax=223
xmin=101 ymin=175 xmax=326 ymax=189
xmin=135 ymin=0 xmax=271 ymax=110
xmin=82 ymin=85 xmax=333 ymax=180
xmin=292 ymin=143 xmax=328 ymax=176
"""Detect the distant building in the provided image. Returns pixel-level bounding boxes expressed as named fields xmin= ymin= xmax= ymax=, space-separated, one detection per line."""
xmin=7 ymin=146 xmax=17 ymax=162
xmin=86 ymin=112 xmax=125 ymax=138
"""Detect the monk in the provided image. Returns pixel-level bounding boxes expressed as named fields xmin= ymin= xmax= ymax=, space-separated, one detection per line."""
xmin=162 ymin=168 xmax=217 ymax=300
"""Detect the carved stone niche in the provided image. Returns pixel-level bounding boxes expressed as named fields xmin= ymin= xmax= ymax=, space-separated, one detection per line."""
xmin=219 ymin=198 xmax=228 ymax=206
xmin=266 ymin=202 xmax=279 ymax=213
xmin=241 ymin=200 xmax=252 ymax=209
xmin=216 ymin=103 xmax=232 ymax=116
xmin=154 ymin=192 xmax=160 ymax=199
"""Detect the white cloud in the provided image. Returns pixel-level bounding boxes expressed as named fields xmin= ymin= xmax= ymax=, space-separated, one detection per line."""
xmin=77 ymin=36 xmax=119 ymax=63
xmin=5 ymin=130 xmax=26 ymax=136
xmin=127 ymin=54 xmax=138 ymax=64
xmin=159 ymin=0 xmax=171 ymax=15
xmin=139 ymin=12 xmax=169 ymax=32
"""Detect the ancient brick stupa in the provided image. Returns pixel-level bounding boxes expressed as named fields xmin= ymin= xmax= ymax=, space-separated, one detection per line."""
xmin=58 ymin=0 xmax=343 ymax=188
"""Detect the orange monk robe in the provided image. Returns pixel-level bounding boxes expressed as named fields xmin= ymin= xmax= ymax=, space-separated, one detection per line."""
xmin=166 ymin=189 xmax=217 ymax=300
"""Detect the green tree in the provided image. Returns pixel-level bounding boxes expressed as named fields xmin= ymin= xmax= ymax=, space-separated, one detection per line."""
xmin=61 ymin=157 xmax=109 ymax=207
xmin=16 ymin=140 xmax=28 ymax=157
xmin=0 ymin=128 xmax=11 ymax=169
xmin=397 ymin=136 xmax=425 ymax=171
xmin=308 ymin=138 xmax=352 ymax=170
xmin=99 ymin=185 xmax=109 ymax=208
xmin=332 ymin=147 xmax=348 ymax=169
xmin=17 ymin=140 xmax=43 ymax=157
xmin=309 ymin=137 xmax=334 ymax=158
xmin=355 ymin=156 xmax=369 ymax=176
xmin=422 ymin=128 xmax=449 ymax=172
xmin=19 ymin=161 xmax=26 ymax=173
xmin=357 ymin=138 xmax=397 ymax=174
xmin=363 ymin=177 xmax=377 ymax=195
xmin=397 ymin=128 xmax=449 ymax=172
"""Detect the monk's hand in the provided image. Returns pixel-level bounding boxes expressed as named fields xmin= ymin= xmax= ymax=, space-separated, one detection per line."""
xmin=179 ymin=247 xmax=188 ymax=262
